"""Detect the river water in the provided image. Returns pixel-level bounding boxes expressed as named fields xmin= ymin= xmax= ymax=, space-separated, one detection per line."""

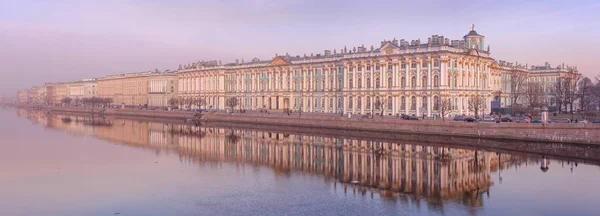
xmin=1 ymin=108 xmax=599 ymax=216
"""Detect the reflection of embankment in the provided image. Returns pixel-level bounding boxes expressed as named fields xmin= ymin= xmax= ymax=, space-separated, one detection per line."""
xmin=204 ymin=121 xmax=600 ymax=164
xmin=20 ymin=110 xmax=532 ymax=209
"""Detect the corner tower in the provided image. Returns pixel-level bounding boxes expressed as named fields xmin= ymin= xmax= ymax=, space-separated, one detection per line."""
xmin=464 ymin=24 xmax=485 ymax=51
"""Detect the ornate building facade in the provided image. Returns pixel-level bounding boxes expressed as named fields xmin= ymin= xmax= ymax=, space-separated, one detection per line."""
xmin=177 ymin=27 xmax=578 ymax=116
xmin=178 ymin=27 xmax=496 ymax=116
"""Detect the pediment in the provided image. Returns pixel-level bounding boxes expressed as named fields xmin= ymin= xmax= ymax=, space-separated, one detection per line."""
xmin=490 ymin=61 xmax=500 ymax=68
xmin=270 ymin=56 xmax=291 ymax=66
xmin=380 ymin=42 xmax=399 ymax=55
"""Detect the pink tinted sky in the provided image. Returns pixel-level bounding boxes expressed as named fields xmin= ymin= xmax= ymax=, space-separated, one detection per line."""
xmin=1 ymin=0 xmax=599 ymax=97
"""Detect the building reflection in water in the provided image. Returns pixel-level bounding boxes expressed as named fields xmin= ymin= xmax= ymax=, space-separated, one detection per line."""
xmin=20 ymin=109 xmax=530 ymax=210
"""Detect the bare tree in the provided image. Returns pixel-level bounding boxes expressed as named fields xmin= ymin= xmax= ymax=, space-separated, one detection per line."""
xmin=562 ymin=73 xmax=579 ymax=120
xmin=374 ymin=97 xmax=388 ymax=119
xmin=61 ymin=97 xmax=72 ymax=106
xmin=185 ymin=98 xmax=194 ymax=110
xmin=168 ymin=98 xmax=179 ymax=109
xmin=510 ymin=70 xmax=528 ymax=105
xmin=178 ymin=97 xmax=186 ymax=109
xmin=225 ymin=97 xmax=239 ymax=112
xmin=437 ymin=97 xmax=452 ymax=121
xmin=195 ymin=98 xmax=207 ymax=110
xmin=468 ymin=96 xmax=485 ymax=118
xmin=550 ymin=81 xmax=565 ymax=114
xmin=578 ymin=77 xmax=594 ymax=117
xmin=524 ymin=82 xmax=546 ymax=111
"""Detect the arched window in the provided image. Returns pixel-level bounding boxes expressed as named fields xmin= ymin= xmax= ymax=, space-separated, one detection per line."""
xmin=375 ymin=96 xmax=380 ymax=109
xmin=434 ymin=96 xmax=440 ymax=110
xmin=314 ymin=98 xmax=318 ymax=107
xmin=321 ymin=98 xmax=325 ymax=108
xmin=411 ymin=96 xmax=416 ymax=110
xmin=366 ymin=78 xmax=371 ymax=88
xmin=401 ymin=77 xmax=406 ymax=88
xmin=349 ymin=78 xmax=353 ymax=89
xmin=448 ymin=75 xmax=452 ymax=87
xmin=388 ymin=77 xmax=392 ymax=88
xmin=434 ymin=75 xmax=439 ymax=87
xmin=375 ymin=77 xmax=380 ymax=88
xmin=422 ymin=76 xmax=428 ymax=88
xmin=388 ymin=96 xmax=393 ymax=110
xmin=422 ymin=96 xmax=427 ymax=109
xmin=357 ymin=96 xmax=362 ymax=109
xmin=349 ymin=96 xmax=353 ymax=108
xmin=329 ymin=98 xmax=333 ymax=109
xmin=358 ymin=78 xmax=362 ymax=88
xmin=366 ymin=96 xmax=371 ymax=109
xmin=411 ymin=76 xmax=417 ymax=87
xmin=401 ymin=96 xmax=406 ymax=110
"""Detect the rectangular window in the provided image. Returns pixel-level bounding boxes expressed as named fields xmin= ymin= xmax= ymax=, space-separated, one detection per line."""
xmin=375 ymin=65 xmax=380 ymax=70
xmin=401 ymin=63 xmax=406 ymax=69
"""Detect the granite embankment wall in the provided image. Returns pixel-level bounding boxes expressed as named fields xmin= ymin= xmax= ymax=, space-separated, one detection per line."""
xmin=20 ymin=105 xmax=194 ymax=120
xmin=20 ymin=105 xmax=600 ymax=145
xmin=204 ymin=113 xmax=600 ymax=145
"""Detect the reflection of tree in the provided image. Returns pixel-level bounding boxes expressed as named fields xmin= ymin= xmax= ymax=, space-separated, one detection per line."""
xmin=169 ymin=126 xmax=205 ymax=138
xmin=61 ymin=117 xmax=72 ymax=124
xmin=225 ymin=129 xmax=240 ymax=144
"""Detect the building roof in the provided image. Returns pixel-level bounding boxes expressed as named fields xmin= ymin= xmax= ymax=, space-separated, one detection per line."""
xmin=466 ymin=30 xmax=481 ymax=37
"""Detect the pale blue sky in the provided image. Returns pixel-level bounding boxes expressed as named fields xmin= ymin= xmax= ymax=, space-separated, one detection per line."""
xmin=1 ymin=0 xmax=599 ymax=96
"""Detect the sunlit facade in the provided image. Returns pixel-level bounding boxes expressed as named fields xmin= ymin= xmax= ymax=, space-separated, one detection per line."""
xmin=148 ymin=73 xmax=178 ymax=108
xmin=67 ymin=79 xmax=98 ymax=103
xmin=179 ymin=28 xmax=496 ymax=117
xmin=98 ymin=72 xmax=157 ymax=106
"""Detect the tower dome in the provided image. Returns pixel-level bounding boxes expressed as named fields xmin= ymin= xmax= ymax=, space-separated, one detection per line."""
xmin=464 ymin=24 xmax=485 ymax=51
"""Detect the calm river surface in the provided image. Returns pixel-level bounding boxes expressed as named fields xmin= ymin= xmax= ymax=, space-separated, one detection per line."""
xmin=1 ymin=108 xmax=600 ymax=216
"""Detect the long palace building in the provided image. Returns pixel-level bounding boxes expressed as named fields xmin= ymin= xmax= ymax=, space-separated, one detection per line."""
xmin=177 ymin=26 xmax=579 ymax=117
xmin=18 ymin=26 xmax=579 ymax=116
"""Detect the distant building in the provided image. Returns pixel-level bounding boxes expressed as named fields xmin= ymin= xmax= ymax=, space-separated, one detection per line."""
xmin=17 ymin=90 xmax=28 ymax=104
xmin=68 ymin=79 xmax=97 ymax=104
xmin=148 ymin=73 xmax=178 ymax=108
xmin=98 ymin=72 xmax=158 ymax=107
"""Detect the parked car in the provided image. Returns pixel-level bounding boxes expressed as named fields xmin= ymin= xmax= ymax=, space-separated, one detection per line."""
xmin=574 ymin=119 xmax=588 ymax=124
xmin=554 ymin=118 xmax=571 ymax=123
xmin=464 ymin=117 xmax=477 ymax=122
xmin=500 ymin=117 xmax=513 ymax=122
xmin=400 ymin=114 xmax=409 ymax=120
xmin=453 ymin=115 xmax=465 ymax=121
xmin=515 ymin=118 xmax=530 ymax=123
xmin=531 ymin=119 xmax=542 ymax=123
xmin=482 ymin=116 xmax=495 ymax=122
xmin=592 ymin=120 xmax=600 ymax=124
xmin=361 ymin=114 xmax=371 ymax=119
xmin=408 ymin=116 xmax=419 ymax=120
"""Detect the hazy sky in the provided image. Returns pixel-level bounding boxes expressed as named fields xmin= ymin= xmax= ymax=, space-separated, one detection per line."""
xmin=1 ymin=0 xmax=599 ymax=97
